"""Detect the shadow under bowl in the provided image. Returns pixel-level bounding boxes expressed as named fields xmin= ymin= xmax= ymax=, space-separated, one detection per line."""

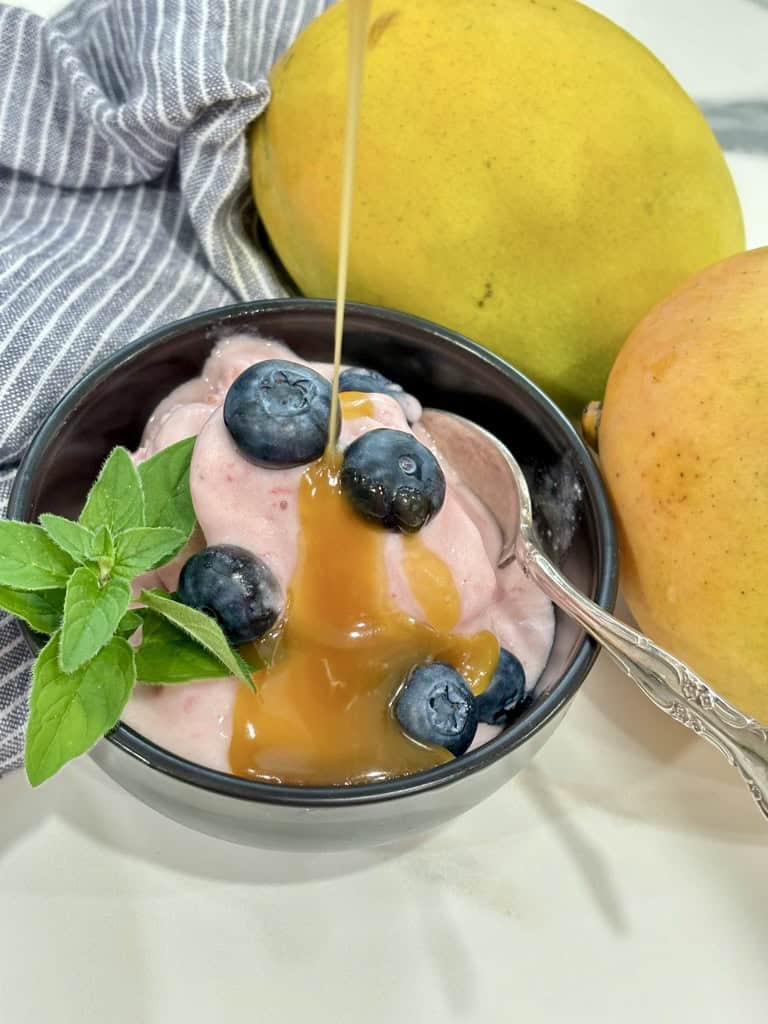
xmin=10 ymin=299 xmax=618 ymax=850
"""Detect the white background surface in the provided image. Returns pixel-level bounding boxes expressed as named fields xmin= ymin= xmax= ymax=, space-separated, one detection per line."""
xmin=2 ymin=1 xmax=767 ymax=1021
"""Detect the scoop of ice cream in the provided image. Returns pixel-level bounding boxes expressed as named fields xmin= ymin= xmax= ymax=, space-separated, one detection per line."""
xmin=188 ymin=392 xmax=499 ymax=628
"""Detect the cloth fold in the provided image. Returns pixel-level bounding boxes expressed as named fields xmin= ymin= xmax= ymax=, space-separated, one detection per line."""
xmin=0 ymin=0 xmax=329 ymax=776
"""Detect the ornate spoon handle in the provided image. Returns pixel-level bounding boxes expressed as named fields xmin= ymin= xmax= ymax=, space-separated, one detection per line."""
xmin=518 ymin=537 xmax=768 ymax=820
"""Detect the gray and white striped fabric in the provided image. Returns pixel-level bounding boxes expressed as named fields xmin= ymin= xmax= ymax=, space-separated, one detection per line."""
xmin=0 ymin=0 xmax=330 ymax=776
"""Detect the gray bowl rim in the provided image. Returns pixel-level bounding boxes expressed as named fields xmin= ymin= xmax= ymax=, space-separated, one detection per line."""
xmin=9 ymin=297 xmax=618 ymax=808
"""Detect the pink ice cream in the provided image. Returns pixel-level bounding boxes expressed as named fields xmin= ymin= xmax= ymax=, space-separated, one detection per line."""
xmin=122 ymin=334 xmax=555 ymax=772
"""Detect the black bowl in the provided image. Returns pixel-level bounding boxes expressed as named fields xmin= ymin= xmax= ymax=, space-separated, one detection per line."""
xmin=10 ymin=299 xmax=617 ymax=850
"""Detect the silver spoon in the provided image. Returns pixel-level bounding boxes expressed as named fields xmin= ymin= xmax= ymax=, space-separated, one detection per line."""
xmin=421 ymin=409 xmax=768 ymax=821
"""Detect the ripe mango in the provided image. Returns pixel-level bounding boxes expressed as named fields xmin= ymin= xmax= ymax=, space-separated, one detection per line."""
xmin=597 ymin=247 xmax=768 ymax=723
xmin=250 ymin=0 xmax=744 ymax=413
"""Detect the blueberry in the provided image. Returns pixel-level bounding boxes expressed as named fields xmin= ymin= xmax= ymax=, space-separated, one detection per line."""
xmin=339 ymin=366 xmax=401 ymax=395
xmin=339 ymin=366 xmax=417 ymax=421
xmin=340 ymin=428 xmax=446 ymax=532
xmin=394 ymin=662 xmax=478 ymax=756
xmin=476 ymin=649 xmax=527 ymax=725
xmin=223 ymin=359 xmax=340 ymax=468
xmin=177 ymin=544 xmax=282 ymax=646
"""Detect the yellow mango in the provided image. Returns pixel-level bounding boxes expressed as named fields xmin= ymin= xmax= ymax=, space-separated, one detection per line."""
xmin=250 ymin=0 xmax=744 ymax=413
xmin=598 ymin=247 xmax=768 ymax=723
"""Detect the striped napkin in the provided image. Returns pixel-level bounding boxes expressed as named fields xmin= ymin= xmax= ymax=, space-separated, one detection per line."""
xmin=0 ymin=0 xmax=330 ymax=776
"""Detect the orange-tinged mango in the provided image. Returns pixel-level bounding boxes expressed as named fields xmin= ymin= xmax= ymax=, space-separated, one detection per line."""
xmin=598 ymin=247 xmax=768 ymax=723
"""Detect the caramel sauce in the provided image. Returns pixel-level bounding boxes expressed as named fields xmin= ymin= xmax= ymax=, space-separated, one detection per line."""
xmin=229 ymin=396 xmax=499 ymax=785
xmin=337 ymin=391 xmax=374 ymax=419
xmin=227 ymin=4 xmax=497 ymax=785
xmin=325 ymin=0 xmax=371 ymax=455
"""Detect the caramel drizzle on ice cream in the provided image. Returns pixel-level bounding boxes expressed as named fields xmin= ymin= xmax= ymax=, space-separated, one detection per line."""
xmin=229 ymin=394 xmax=499 ymax=785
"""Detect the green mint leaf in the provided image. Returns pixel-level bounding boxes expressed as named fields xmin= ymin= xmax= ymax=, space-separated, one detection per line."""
xmin=0 ymin=521 xmax=76 ymax=590
xmin=115 ymin=610 xmax=143 ymax=638
xmin=91 ymin=525 xmax=115 ymax=579
xmin=25 ymin=633 xmax=136 ymax=787
xmin=0 ymin=586 xmax=65 ymax=634
xmin=39 ymin=514 xmax=94 ymax=564
xmin=113 ymin=527 xmax=187 ymax=579
xmin=79 ymin=447 xmax=144 ymax=534
xmin=135 ymin=610 xmax=233 ymax=683
xmin=140 ymin=588 xmax=255 ymax=690
xmin=91 ymin=525 xmax=114 ymax=560
xmin=234 ymin=648 xmax=260 ymax=679
xmin=138 ymin=436 xmax=196 ymax=534
xmin=60 ymin=568 xmax=131 ymax=672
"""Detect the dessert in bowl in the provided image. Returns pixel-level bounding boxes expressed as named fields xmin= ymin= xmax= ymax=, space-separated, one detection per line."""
xmin=10 ymin=299 xmax=617 ymax=850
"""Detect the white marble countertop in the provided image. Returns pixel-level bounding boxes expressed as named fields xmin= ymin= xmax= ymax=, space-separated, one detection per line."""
xmin=2 ymin=1 xmax=767 ymax=1022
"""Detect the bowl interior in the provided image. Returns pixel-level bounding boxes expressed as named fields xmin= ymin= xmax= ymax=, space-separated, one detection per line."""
xmin=10 ymin=299 xmax=617 ymax=803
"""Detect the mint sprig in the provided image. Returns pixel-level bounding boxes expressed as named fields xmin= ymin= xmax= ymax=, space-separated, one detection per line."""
xmin=26 ymin=633 xmax=136 ymax=788
xmin=60 ymin=569 xmax=131 ymax=671
xmin=39 ymin=514 xmax=95 ymax=564
xmin=140 ymin=589 xmax=256 ymax=690
xmin=0 ymin=586 xmax=65 ymax=634
xmin=79 ymin=446 xmax=144 ymax=534
xmin=0 ymin=435 xmax=262 ymax=786
xmin=138 ymin=435 xmax=196 ymax=533
xmin=0 ymin=522 xmax=76 ymax=590
xmin=115 ymin=610 xmax=143 ymax=638
xmin=113 ymin=527 xmax=187 ymax=578
xmin=135 ymin=610 xmax=235 ymax=684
